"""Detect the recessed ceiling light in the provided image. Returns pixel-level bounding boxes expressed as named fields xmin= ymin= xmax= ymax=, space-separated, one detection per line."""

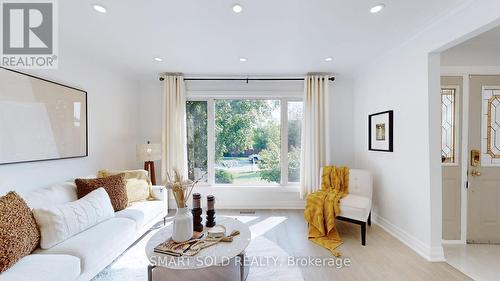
xmin=239 ymin=57 xmax=247 ymax=62
xmin=92 ymin=4 xmax=107 ymax=13
xmin=232 ymin=4 xmax=243 ymax=13
xmin=153 ymin=57 xmax=163 ymax=62
xmin=370 ymin=4 xmax=385 ymax=13
xmin=325 ymin=57 xmax=333 ymax=62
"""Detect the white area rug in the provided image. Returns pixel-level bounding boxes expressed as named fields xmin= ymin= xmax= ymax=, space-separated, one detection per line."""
xmin=92 ymin=227 xmax=304 ymax=281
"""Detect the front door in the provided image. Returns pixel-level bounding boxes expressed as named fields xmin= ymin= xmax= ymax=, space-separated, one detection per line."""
xmin=467 ymin=75 xmax=500 ymax=244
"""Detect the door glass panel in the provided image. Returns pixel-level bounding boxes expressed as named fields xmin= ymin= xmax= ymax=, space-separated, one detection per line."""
xmin=482 ymin=89 xmax=500 ymax=166
xmin=441 ymin=88 xmax=456 ymax=163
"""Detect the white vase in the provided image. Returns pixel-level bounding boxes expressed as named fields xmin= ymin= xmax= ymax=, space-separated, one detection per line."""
xmin=172 ymin=207 xmax=193 ymax=243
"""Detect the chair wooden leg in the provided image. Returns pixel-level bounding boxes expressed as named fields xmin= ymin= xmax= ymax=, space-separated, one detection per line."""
xmin=336 ymin=216 xmax=368 ymax=246
xmin=367 ymin=212 xmax=371 ymax=226
xmin=361 ymin=222 xmax=366 ymax=246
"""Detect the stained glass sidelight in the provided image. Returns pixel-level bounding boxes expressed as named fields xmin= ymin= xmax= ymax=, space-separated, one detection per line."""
xmin=441 ymin=89 xmax=456 ymax=163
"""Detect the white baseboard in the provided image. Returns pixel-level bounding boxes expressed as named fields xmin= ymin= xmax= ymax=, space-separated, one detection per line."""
xmin=372 ymin=213 xmax=445 ymax=262
xmin=442 ymin=239 xmax=466 ymax=245
xmin=168 ymin=199 xmax=306 ymax=210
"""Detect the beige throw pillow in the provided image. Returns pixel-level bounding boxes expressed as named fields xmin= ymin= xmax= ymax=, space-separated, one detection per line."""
xmin=98 ymin=169 xmax=151 ymax=203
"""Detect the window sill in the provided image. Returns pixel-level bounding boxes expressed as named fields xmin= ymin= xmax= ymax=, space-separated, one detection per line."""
xmin=192 ymin=184 xmax=301 ymax=192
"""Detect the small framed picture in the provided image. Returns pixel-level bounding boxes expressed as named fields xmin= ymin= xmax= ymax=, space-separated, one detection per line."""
xmin=369 ymin=110 xmax=393 ymax=152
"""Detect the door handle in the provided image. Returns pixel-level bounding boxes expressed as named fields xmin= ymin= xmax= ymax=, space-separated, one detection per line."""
xmin=471 ymin=149 xmax=480 ymax=167
xmin=471 ymin=169 xmax=481 ymax=177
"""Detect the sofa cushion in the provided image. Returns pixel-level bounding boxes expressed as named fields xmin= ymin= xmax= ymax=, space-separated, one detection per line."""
xmin=339 ymin=194 xmax=372 ymax=222
xmin=115 ymin=200 xmax=165 ymax=228
xmin=33 ymin=188 xmax=115 ymax=249
xmin=0 ymin=192 xmax=40 ymax=273
xmin=98 ymin=169 xmax=151 ymax=203
xmin=22 ymin=182 xmax=78 ymax=210
xmin=35 ymin=218 xmax=136 ymax=272
xmin=124 ymin=178 xmax=151 ymax=202
xmin=0 ymin=254 xmax=80 ymax=281
xmin=75 ymin=174 xmax=128 ymax=211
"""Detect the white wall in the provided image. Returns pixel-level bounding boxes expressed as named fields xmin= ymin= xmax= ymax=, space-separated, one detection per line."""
xmin=352 ymin=0 xmax=500 ymax=262
xmin=137 ymin=75 xmax=355 ymax=207
xmin=441 ymin=25 xmax=500 ymax=66
xmin=138 ymin=78 xmax=163 ymax=147
xmin=0 ymin=50 xmax=140 ymax=195
xmin=330 ymin=75 xmax=355 ymax=167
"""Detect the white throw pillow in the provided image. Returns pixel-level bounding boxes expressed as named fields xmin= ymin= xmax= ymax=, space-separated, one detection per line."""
xmin=33 ymin=187 xmax=115 ymax=249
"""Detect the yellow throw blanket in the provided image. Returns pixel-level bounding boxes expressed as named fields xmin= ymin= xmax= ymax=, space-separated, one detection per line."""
xmin=304 ymin=166 xmax=349 ymax=256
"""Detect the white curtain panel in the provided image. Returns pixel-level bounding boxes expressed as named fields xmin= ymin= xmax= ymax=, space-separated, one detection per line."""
xmin=161 ymin=75 xmax=188 ymax=183
xmin=300 ymin=75 xmax=332 ymax=198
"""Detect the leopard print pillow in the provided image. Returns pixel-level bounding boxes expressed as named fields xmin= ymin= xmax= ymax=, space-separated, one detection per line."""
xmin=0 ymin=192 xmax=40 ymax=273
xmin=75 ymin=173 xmax=128 ymax=211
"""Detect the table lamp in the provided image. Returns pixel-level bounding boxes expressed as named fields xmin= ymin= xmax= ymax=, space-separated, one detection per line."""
xmin=137 ymin=141 xmax=161 ymax=185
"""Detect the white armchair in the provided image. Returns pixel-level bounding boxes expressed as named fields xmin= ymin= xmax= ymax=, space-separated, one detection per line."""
xmin=320 ymin=168 xmax=373 ymax=245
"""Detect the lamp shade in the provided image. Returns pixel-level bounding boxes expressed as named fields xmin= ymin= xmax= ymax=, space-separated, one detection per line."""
xmin=137 ymin=142 xmax=161 ymax=161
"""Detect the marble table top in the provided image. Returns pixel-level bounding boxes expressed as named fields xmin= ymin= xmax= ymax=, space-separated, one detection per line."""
xmin=145 ymin=216 xmax=251 ymax=270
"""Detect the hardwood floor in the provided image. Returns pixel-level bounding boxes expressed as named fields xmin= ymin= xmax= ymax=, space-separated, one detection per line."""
xmin=211 ymin=209 xmax=472 ymax=281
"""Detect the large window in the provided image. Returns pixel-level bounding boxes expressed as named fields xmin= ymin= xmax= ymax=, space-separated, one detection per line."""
xmin=186 ymin=101 xmax=208 ymax=182
xmin=288 ymin=101 xmax=302 ymax=183
xmin=186 ymin=98 xmax=303 ymax=186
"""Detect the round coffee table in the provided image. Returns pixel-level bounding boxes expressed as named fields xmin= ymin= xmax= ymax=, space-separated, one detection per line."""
xmin=145 ymin=216 xmax=251 ymax=281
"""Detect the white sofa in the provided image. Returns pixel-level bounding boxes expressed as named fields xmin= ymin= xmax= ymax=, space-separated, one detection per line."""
xmin=1 ymin=179 xmax=168 ymax=281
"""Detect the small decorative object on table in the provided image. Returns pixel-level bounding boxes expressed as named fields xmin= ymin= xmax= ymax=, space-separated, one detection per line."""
xmin=206 ymin=195 xmax=216 ymax=228
xmin=164 ymin=169 xmax=204 ymax=242
xmin=192 ymin=193 xmax=203 ymax=232
xmin=207 ymin=225 xmax=226 ymax=238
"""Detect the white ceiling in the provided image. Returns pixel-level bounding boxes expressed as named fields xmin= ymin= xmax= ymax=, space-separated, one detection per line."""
xmin=59 ymin=0 xmax=466 ymax=79
xmin=441 ymin=25 xmax=500 ymax=66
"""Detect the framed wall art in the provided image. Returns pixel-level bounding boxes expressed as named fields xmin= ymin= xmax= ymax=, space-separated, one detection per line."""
xmin=0 ymin=67 xmax=88 ymax=165
xmin=369 ymin=110 xmax=393 ymax=152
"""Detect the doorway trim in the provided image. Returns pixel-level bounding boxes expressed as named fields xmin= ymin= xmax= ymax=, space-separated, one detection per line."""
xmin=459 ymin=74 xmax=469 ymax=244
xmin=460 ymin=74 xmax=469 ymax=244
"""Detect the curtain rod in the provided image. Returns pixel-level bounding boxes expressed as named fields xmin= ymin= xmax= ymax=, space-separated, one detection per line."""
xmin=158 ymin=77 xmax=335 ymax=82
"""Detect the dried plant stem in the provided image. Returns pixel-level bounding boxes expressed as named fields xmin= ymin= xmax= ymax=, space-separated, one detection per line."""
xmin=171 ymin=188 xmax=180 ymax=208
xmin=165 ymin=170 xmax=207 ymax=209
xmin=185 ymin=183 xmax=195 ymax=203
xmin=185 ymin=172 xmax=206 ymax=202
